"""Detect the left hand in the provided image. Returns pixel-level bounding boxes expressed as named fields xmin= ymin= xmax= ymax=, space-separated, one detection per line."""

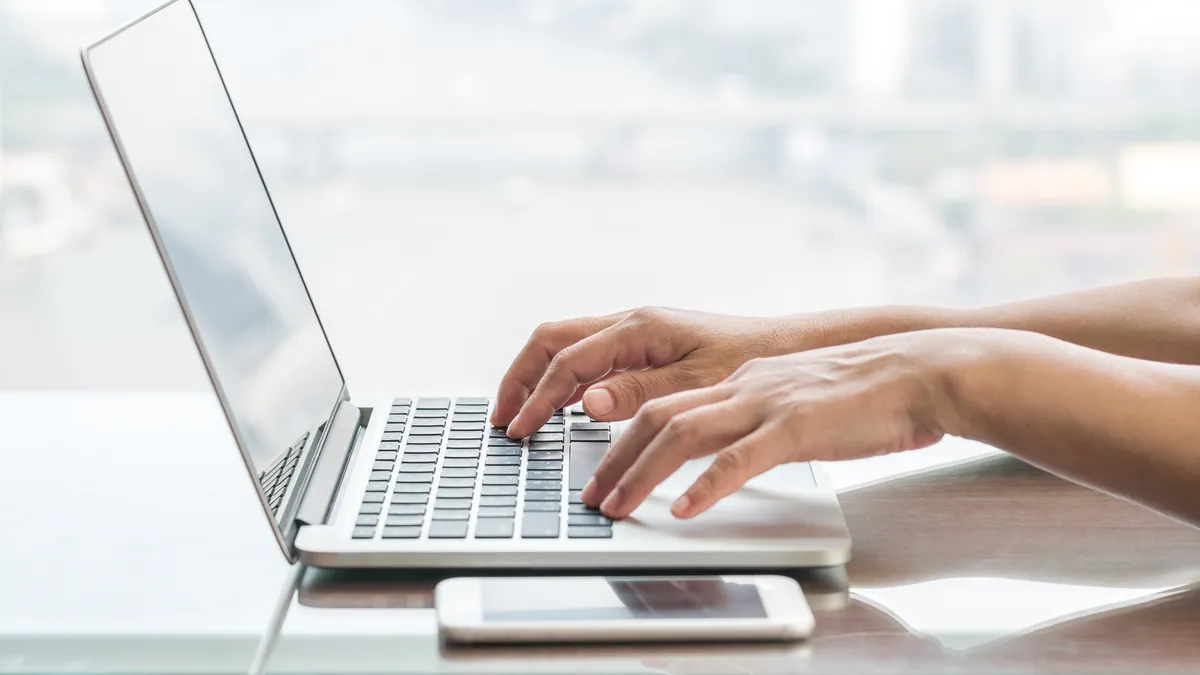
xmin=582 ymin=329 xmax=981 ymax=519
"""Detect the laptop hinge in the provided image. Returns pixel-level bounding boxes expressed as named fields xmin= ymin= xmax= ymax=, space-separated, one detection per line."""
xmin=296 ymin=398 xmax=362 ymax=527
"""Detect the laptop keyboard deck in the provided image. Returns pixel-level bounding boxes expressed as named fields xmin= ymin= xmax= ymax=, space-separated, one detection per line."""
xmin=352 ymin=398 xmax=613 ymax=540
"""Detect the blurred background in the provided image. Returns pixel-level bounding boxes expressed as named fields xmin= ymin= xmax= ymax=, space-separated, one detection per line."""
xmin=3 ymin=0 xmax=1200 ymax=394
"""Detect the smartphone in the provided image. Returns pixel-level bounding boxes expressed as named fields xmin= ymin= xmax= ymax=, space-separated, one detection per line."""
xmin=435 ymin=575 xmax=814 ymax=644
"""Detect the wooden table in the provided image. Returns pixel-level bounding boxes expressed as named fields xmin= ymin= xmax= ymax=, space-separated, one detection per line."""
xmin=3 ymin=392 xmax=1198 ymax=673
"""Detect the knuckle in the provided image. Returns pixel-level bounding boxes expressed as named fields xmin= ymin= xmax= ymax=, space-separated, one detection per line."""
xmin=628 ymin=306 xmax=669 ymax=325
xmin=637 ymin=399 xmax=672 ymax=428
xmin=662 ymin=414 xmax=699 ymax=443
xmin=712 ymin=448 xmax=749 ymax=479
xmin=531 ymin=321 xmax=561 ymax=343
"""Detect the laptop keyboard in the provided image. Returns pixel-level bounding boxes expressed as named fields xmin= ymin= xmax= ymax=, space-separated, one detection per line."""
xmin=352 ymin=398 xmax=613 ymax=540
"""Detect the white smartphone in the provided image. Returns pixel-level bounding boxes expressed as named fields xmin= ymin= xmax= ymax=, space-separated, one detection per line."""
xmin=435 ymin=575 xmax=814 ymax=644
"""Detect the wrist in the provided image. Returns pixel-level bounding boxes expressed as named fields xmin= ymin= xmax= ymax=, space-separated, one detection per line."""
xmin=784 ymin=305 xmax=970 ymax=351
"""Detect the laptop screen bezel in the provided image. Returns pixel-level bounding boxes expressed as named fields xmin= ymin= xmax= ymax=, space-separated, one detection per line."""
xmin=79 ymin=0 xmax=350 ymax=563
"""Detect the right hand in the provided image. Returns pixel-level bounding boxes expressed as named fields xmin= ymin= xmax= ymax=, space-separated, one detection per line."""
xmin=491 ymin=307 xmax=833 ymax=438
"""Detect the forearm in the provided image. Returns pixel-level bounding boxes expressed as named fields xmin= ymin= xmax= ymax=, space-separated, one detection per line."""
xmin=804 ymin=276 xmax=1200 ymax=365
xmin=938 ymin=331 xmax=1200 ymax=528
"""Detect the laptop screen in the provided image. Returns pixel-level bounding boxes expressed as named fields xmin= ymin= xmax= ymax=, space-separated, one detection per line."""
xmin=84 ymin=0 xmax=345 ymax=543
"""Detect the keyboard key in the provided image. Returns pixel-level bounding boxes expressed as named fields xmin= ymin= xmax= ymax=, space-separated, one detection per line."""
xmin=389 ymin=503 xmax=427 ymax=516
xmin=528 ymin=451 xmax=563 ymax=461
xmin=386 ymin=414 xmax=408 ymax=425
xmin=430 ymin=521 xmax=469 ymax=538
xmin=412 ymin=409 xmax=447 ymax=419
xmin=478 ymin=506 xmax=517 ymax=519
xmin=525 ymin=480 xmax=562 ymax=491
xmin=486 ymin=456 xmax=521 ymax=466
xmin=384 ymin=423 xmax=406 ymax=434
xmin=380 ymin=432 xmax=404 ymax=443
xmin=489 ymin=427 xmax=512 ymax=438
xmin=438 ymin=477 xmax=476 ymax=488
xmin=363 ymin=492 xmax=385 ymax=503
xmin=523 ymin=501 xmax=561 ymax=512
xmin=360 ymin=503 xmax=383 ymax=515
xmin=352 ymin=526 xmax=376 ymax=539
xmin=372 ymin=460 xmax=396 ymax=472
xmin=443 ymin=458 xmax=479 ymax=469
xmin=382 ymin=526 xmax=422 ymax=539
xmin=568 ymin=514 xmax=612 ymax=526
xmin=378 ymin=441 xmax=401 ymax=452
xmin=523 ymin=491 xmax=561 ymax=502
xmin=432 ymin=509 xmax=470 ymax=521
xmin=489 ymin=436 xmax=522 ymax=446
xmin=474 ymin=519 xmax=515 ymax=538
xmin=486 ymin=447 xmax=521 ymax=457
xmin=457 ymin=397 xmax=489 ymax=405
xmin=482 ymin=485 xmax=517 ymax=497
xmin=453 ymin=414 xmax=487 ymax=424
xmin=569 ymin=490 xmax=584 ymax=503
xmin=485 ymin=465 xmax=520 ymax=476
xmin=569 ymin=442 xmax=608 ymax=490
xmin=396 ymin=473 xmax=434 ymax=484
xmin=411 ymin=418 xmax=446 ymax=428
xmin=570 ymin=429 xmax=611 ymax=442
xmin=356 ymin=514 xmax=379 ymax=527
xmin=480 ymin=496 xmax=517 ymax=508
xmin=526 ymin=470 xmax=562 ymax=481
xmin=398 ymin=464 xmax=435 ymax=473
xmin=376 ymin=450 xmax=399 ymax=461
xmin=530 ymin=442 xmax=564 ymax=451
xmin=386 ymin=515 xmax=424 ymax=527
xmin=568 ymin=526 xmax=613 ymax=539
xmin=435 ymin=498 xmax=473 ymax=510
xmin=395 ymin=483 xmax=431 ymax=494
xmin=528 ymin=460 xmax=563 ymax=471
xmin=449 ymin=431 xmax=483 ymax=441
xmin=392 ymin=397 xmax=413 ymax=407
xmin=441 ymin=467 xmax=478 ymax=479
xmin=365 ymin=480 xmax=390 ymax=492
xmin=392 ymin=493 xmax=429 ymax=504
xmin=483 ymin=475 xmax=519 ymax=486
xmin=445 ymin=448 xmax=480 ymax=459
xmin=451 ymin=422 xmax=486 ymax=432
xmin=401 ymin=453 xmax=438 ymax=463
xmin=532 ymin=432 xmax=564 ymax=442
xmin=571 ymin=422 xmax=609 ymax=431
xmin=521 ymin=512 xmax=561 ymax=538
xmin=417 ymin=398 xmax=451 ymax=410
xmin=569 ymin=504 xmax=600 ymax=515
xmin=369 ymin=471 xmax=392 ymax=482
xmin=408 ymin=426 xmax=445 ymax=436
xmin=405 ymin=436 xmax=442 ymax=445
xmin=437 ymin=487 xmax=475 ymax=500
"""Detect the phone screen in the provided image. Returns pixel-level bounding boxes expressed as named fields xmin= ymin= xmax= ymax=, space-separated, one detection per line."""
xmin=481 ymin=577 xmax=768 ymax=622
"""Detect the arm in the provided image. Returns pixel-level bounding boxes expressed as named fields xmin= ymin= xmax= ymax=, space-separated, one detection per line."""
xmin=941 ymin=330 xmax=1200 ymax=528
xmin=819 ymin=276 xmax=1200 ymax=365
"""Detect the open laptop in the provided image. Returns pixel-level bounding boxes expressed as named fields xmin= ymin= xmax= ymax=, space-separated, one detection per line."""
xmin=80 ymin=0 xmax=852 ymax=569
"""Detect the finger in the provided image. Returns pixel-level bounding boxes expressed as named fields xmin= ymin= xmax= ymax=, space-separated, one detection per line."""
xmin=508 ymin=320 xmax=657 ymax=438
xmin=582 ymin=364 xmax=701 ymax=422
xmin=671 ymin=426 xmax=786 ymax=519
xmin=599 ymin=397 xmax=763 ymax=519
xmin=491 ymin=313 xmax=625 ymax=427
xmin=564 ymin=373 xmax=620 ymax=410
xmin=581 ymin=387 xmax=727 ymax=507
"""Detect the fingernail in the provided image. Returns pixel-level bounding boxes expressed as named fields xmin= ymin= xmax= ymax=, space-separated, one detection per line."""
xmin=583 ymin=387 xmax=615 ymax=417
xmin=581 ymin=477 xmax=597 ymax=504
xmin=600 ymin=486 xmax=623 ymax=516
xmin=671 ymin=494 xmax=691 ymax=518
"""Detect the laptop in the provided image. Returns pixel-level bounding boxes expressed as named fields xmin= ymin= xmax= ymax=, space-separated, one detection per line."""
xmin=80 ymin=0 xmax=852 ymax=569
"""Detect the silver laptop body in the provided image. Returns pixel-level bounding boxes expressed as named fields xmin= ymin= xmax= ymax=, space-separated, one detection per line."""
xmin=81 ymin=0 xmax=851 ymax=569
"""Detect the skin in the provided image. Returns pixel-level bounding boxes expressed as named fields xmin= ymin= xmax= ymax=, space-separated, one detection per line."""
xmin=492 ymin=276 xmax=1200 ymax=528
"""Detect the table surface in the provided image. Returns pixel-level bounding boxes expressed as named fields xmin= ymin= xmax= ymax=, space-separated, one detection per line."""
xmin=2 ymin=390 xmax=1199 ymax=674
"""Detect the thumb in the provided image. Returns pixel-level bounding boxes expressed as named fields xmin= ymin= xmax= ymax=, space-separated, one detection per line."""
xmin=582 ymin=365 xmax=697 ymax=421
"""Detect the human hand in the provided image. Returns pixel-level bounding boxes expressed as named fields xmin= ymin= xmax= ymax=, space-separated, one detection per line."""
xmin=492 ymin=307 xmax=835 ymax=439
xmin=582 ymin=328 xmax=994 ymax=519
